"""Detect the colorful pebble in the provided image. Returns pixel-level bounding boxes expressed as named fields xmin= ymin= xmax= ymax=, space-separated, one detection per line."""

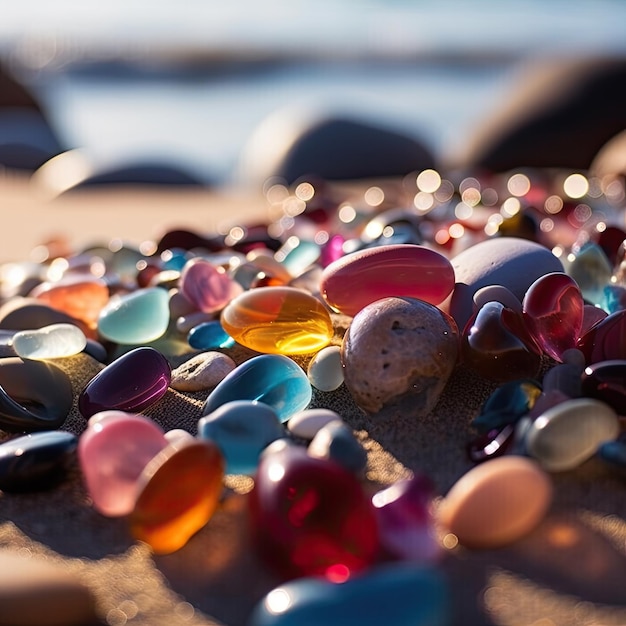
xmin=187 ymin=320 xmax=236 ymax=350
xmin=12 ymin=322 xmax=87 ymax=360
xmin=179 ymin=257 xmax=242 ymax=313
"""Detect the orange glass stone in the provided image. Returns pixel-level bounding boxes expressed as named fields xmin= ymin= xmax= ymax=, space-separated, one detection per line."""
xmin=129 ymin=438 xmax=224 ymax=554
xmin=220 ymin=286 xmax=334 ymax=355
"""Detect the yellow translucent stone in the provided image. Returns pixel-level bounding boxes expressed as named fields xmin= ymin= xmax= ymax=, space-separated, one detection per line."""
xmin=221 ymin=286 xmax=334 ymax=355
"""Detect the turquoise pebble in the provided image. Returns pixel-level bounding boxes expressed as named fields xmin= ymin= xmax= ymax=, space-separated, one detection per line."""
xmin=98 ymin=287 xmax=170 ymax=344
xmin=277 ymin=239 xmax=321 ymax=277
xmin=198 ymin=400 xmax=285 ymax=474
xmin=308 ymin=420 xmax=367 ymax=474
xmin=188 ymin=320 xmax=235 ymax=350
xmin=307 ymin=346 xmax=344 ymax=392
xmin=202 ymin=354 xmax=312 ymax=423
xmin=564 ymin=242 xmax=613 ymax=307
xmin=12 ymin=323 xmax=87 ymax=359
xmin=248 ymin=563 xmax=450 ymax=626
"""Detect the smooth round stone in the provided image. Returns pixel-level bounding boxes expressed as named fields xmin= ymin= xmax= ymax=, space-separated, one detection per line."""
xmin=542 ymin=361 xmax=583 ymax=398
xmin=0 ymin=431 xmax=77 ymax=492
xmin=97 ymin=287 xmax=170 ymax=344
xmin=129 ymin=438 xmax=224 ymax=554
xmin=577 ymin=309 xmax=626 ymax=364
xmin=164 ymin=428 xmax=195 ymax=444
xmin=170 ymin=351 xmax=237 ymax=392
xmin=320 ymin=244 xmax=454 ymax=317
xmin=198 ymin=400 xmax=285 ymax=475
xmin=78 ymin=412 xmax=168 ymax=516
xmin=220 ymin=286 xmax=333 ymax=355
xmin=248 ymin=563 xmax=449 ymax=626
xmin=564 ymin=242 xmax=613 ymax=306
xmin=307 ymin=420 xmax=367 ymax=474
xmin=525 ymin=397 xmax=620 ymax=471
xmin=249 ymin=443 xmax=379 ymax=578
xmin=473 ymin=284 xmax=522 ymax=314
xmin=437 ymin=456 xmax=552 ymax=548
xmin=179 ymin=257 xmax=243 ymax=313
xmin=341 ymin=297 xmax=458 ymax=418
xmin=581 ymin=359 xmax=626 ymax=414
xmin=444 ymin=237 xmax=564 ymax=332
xmin=187 ymin=320 xmax=235 ymax=350
xmin=277 ymin=238 xmax=321 ymax=277
xmin=287 ymin=408 xmax=343 ymax=440
xmin=11 ymin=323 xmax=87 ymax=360
xmin=78 ymin=347 xmax=171 ymax=418
xmin=467 ymin=423 xmax=516 ymax=463
xmin=203 ymin=354 xmax=312 ymax=423
xmin=307 ymin=345 xmax=344 ymax=392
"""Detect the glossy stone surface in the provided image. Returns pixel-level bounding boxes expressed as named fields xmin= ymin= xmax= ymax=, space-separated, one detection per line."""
xmin=466 ymin=424 xmax=516 ymax=463
xmin=12 ymin=323 xmax=87 ymax=360
xmin=461 ymin=301 xmax=542 ymax=382
xmin=525 ymin=398 xmax=620 ymax=471
xmin=202 ymin=354 xmax=312 ymax=422
xmin=0 ymin=357 xmax=73 ymax=432
xmin=577 ymin=309 xmax=626 ymax=364
xmin=249 ymin=443 xmax=379 ymax=578
xmin=437 ymin=456 xmax=552 ymax=548
xmin=97 ymin=287 xmax=170 ymax=344
xmin=220 ymin=286 xmax=333 ymax=355
xmin=565 ymin=242 xmax=613 ymax=306
xmin=78 ymin=412 xmax=169 ymax=516
xmin=320 ymin=244 xmax=454 ymax=317
xmin=581 ymin=303 xmax=608 ymax=335
xmin=170 ymin=351 xmax=236 ymax=392
xmin=78 ymin=347 xmax=171 ymax=418
xmin=198 ymin=400 xmax=285 ymax=475
xmin=179 ymin=257 xmax=242 ymax=313
xmin=0 ymin=431 xmax=77 ymax=492
xmin=129 ymin=438 xmax=224 ymax=554
xmin=601 ymin=284 xmax=626 ymax=314
xmin=287 ymin=408 xmax=343 ymax=440
xmin=307 ymin=420 xmax=367 ymax=474
xmin=306 ymin=345 xmax=344 ymax=392
xmin=473 ymin=284 xmax=522 ymax=314
xmin=341 ymin=297 xmax=458 ymax=417
xmin=248 ymin=563 xmax=449 ymax=626
xmin=277 ymin=238 xmax=321 ymax=277
xmin=581 ymin=359 xmax=626 ymax=414
xmin=187 ymin=320 xmax=235 ymax=350
xmin=522 ymin=272 xmax=584 ymax=362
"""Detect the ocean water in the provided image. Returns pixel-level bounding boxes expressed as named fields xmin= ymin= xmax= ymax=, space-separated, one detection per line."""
xmin=2 ymin=0 xmax=626 ymax=184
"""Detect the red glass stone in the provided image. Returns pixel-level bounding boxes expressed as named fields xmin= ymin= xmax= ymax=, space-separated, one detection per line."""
xmin=581 ymin=304 xmax=608 ymax=336
xmin=248 ymin=444 xmax=379 ymax=579
xmin=577 ymin=309 xmax=626 ymax=365
xmin=522 ymin=272 xmax=584 ymax=362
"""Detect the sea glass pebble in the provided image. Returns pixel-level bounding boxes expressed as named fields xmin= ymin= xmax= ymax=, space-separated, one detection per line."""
xmin=564 ymin=241 xmax=613 ymax=306
xmin=307 ymin=420 xmax=368 ymax=474
xmin=437 ymin=456 xmax=552 ymax=548
xmin=320 ymin=243 xmax=454 ymax=317
xmin=97 ymin=287 xmax=170 ymax=344
xmin=187 ymin=320 xmax=236 ymax=350
xmin=198 ymin=400 xmax=285 ymax=475
xmin=248 ymin=563 xmax=449 ymax=626
xmin=12 ymin=323 xmax=87 ymax=360
xmin=581 ymin=360 xmax=626 ymax=414
xmin=220 ymin=286 xmax=334 ymax=355
xmin=170 ymin=351 xmax=236 ymax=392
xmin=249 ymin=443 xmax=379 ymax=578
xmin=78 ymin=412 xmax=169 ymax=516
xmin=78 ymin=347 xmax=171 ymax=418
xmin=525 ymin=397 xmax=620 ymax=472
xmin=287 ymin=408 xmax=343 ymax=440
xmin=202 ymin=354 xmax=312 ymax=422
xmin=306 ymin=345 xmax=344 ymax=391
xmin=179 ymin=257 xmax=242 ymax=313
xmin=129 ymin=437 xmax=224 ymax=554
xmin=0 ymin=431 xmax=78 ymax=492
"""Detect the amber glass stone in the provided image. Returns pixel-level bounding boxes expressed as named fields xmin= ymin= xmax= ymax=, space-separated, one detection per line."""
xmin=129 ymin=438 xmax=224 ymax=554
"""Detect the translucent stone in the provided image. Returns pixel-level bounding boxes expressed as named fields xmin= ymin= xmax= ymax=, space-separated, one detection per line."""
xmin=129 ymin=438 xmax=224 ymax=554
xmin=0 ymin=431 xmax=77 ymax=492
xmin=179 ymin=257 xmax=242 ymax=313
xmin=220 ymin=286 xmax=334 ymax=355
xmin=198 ymin=400 xmax=285 ymax=475
xmin=577 ymin=309 xmax=626 ymax=364
xmin=319 ymin=234 xmax=345 ymax=267
xmin=522 ymin=272 xmax=584 ymax=362
xmin=307 ymin=420 xmax=367 ymax=474
xmin=525 ymin=398 xmax=620 ymax=471
xmin=320 ymin=244 xmax=455 ymax=317
xmin=565 ymin=242 xmax=613 ymax=306
xmin=581 ymin=304 xmax=608 ymax=335
xmin=307 ymin=345 xmax=343 ymax=392
xmin=249 ymin=443 xmax=379 ymax=578
xmin=12 ymin=323 xmax=87 ymax=360
xmin=78 ymin=347 xmax=171 ymax=418
xmin=287 ymin=408 xmax=343 ymax=440
xmin=580 ymin=360 xmax=626 ymax=414
xmin=97 ymin=287 xmax=170 ymax=344
xmin=78 ymin=412 xmax=168 ymax=516
xmin=276 ymin=238 xmax=321 ymax=277
xmin=601 ymin=284 xmax=626 ymax=314
xmin=248 ymin=563 xmax=449 ymax=626
xmin=187 ymin=320 xmax=235 ymax=350
xmin=466 ymin=423 xmax=516 ymax=463
xmin=371 ymin=474 xmax=440 ymax=563
xmin=461 ymin=301 xmax=542 ymax=382
xmin=202 ymin=354 xmax=312 ymax=423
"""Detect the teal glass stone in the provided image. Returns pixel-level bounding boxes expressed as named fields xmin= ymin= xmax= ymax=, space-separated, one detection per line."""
xmin=187 ymin=321 xmax=235 ymax=350
xmin=277 ymin=238 xmax=321 ymax=277
xmin=202 ymin=354 xmax=312 ymax=423
xmin=198 ymin=400 xmax=285 ymax=474
xmin=248 ymin=563 xmax=450 ymax=626
xmin=565 ymin=242 xmax=613 ymax=307
xmin=98 ymin=287 xmax=170 ymax=344
xmin=161 ymin=249 xmax=191 ymax=271
xmin=601 ymin=284 xmax=626 ymax=314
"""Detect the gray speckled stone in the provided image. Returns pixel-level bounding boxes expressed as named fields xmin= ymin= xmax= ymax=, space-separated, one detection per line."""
xmin=341 ymin=297 xmax=459 ymax=419
xmin=170 ymin=351 xmax=236 ymax=392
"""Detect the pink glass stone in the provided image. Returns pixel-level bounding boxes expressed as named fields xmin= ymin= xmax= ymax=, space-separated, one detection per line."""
xmin=577 ymin=309 xmax=626 ymax=365
xmin=249 ymin=443 xmax=379 ymax=579
xmin=179 ymin=257 xmax=243 ymax=313
xmin=581 ymin=304 xmax=608 ymax=336
xmin=77 ymin=412 xmax=168 ymax=516
xmin=319 ymin=244 xmax=454 ymax=317
xmin=522 ymin=272 xmax=584 ymax=362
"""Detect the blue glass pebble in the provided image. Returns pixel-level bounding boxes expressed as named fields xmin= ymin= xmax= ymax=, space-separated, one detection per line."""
xmin=248 ymin=563 xmax=449 ymax=626
xmin=198 ymin=400 xmax=285 ymax=474
xmin=277 ymin=239 xmax=321 ymax=277
xmin=598 ymin=438 xmax=626 ymax=469
xmin=188 ymin=320 xmax=235 ymax=350
xmin=202 ymin=354 xmax=312 ymax=423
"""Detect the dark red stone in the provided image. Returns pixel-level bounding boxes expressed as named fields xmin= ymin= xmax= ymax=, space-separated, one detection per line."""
xmin=580 ymin=359 xmax=626 ymax=415
xmin=577 ymin=309 xmax=626 ymax=364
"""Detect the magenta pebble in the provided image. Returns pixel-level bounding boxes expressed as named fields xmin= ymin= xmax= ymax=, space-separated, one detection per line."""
xmin=179 ymin=257 xmax=242 ymax=313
